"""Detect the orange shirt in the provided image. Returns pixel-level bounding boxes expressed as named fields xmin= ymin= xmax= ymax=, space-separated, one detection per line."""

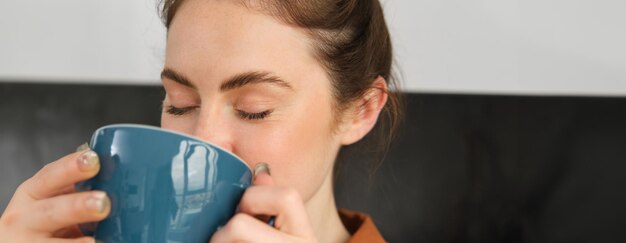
xmin=338 ymin=209 xmax=386 ymax=243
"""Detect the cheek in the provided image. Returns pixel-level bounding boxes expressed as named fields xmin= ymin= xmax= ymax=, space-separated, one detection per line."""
xmin=233 ymin=96 xmax=339 ymax=201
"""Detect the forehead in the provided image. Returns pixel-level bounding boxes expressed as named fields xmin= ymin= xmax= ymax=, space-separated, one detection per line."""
xmin=165 ymin=0 xmax=323 ymax=90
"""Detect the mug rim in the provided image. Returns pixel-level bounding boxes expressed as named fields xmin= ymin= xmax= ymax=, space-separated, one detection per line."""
xmin=92 ymin=123 xmax=251 ymax=170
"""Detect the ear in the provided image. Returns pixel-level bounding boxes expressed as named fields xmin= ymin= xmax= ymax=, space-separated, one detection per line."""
xmin=339 ymin=76 xmax=389 ymax=145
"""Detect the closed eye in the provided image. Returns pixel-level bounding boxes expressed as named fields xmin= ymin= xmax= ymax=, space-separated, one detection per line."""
xmin=164 ymin=103 xmax=273 ymax=121
xmin=165 ymin=105 xmax=197 ymax=116
xmin=236 ymin=109 xmax=273 ymax=120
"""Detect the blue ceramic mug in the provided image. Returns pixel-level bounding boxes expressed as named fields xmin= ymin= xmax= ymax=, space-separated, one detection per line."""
xmin=76 ymin=124 xmax=252 ymax=243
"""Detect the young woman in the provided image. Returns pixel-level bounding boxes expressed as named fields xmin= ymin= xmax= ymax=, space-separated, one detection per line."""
xmin=0 ymin=0 xmax=401 ymax=242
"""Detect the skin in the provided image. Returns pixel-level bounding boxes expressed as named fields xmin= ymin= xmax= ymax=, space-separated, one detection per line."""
xmin=0 ymin=0 xmax=388 ymax=242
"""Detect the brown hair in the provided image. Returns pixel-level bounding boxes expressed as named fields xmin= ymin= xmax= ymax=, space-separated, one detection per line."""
xmin=159 ymin=0 xmax=403 ymax=174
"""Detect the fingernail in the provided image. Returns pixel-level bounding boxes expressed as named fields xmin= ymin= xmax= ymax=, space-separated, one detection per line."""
xmin=77 ymin=150 xmax=99 ymax=171
xmin=85 ymin=191 xmax=110 ymax=214
xmin=254 ymin=162 xmax=271 ymax=180
xmin=76 ymin=142 xmax=90 ymax=152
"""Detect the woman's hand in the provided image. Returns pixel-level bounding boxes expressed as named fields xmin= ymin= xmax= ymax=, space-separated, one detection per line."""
xmin=210 ymin=164 xmax=318 ymax=243
xmin=0 ymin=148 xmax=110 ymax=243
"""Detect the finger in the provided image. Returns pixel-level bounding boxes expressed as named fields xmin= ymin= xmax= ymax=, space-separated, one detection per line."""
xmin=250 ymin=163 xmax=275 ymax=223
xmin=253 ymin=171 xmax=274 ymax=186
xmin=24 ymin=191 xmax=110 ymax=233
xmin=55 ymin=184 xmax=79 ymax=196
xmin=210 ymin=213 xmax=295 ymax=243
xmin=253 ymin=162 xmax=274 ymax=186
xmin=19 ymin=150 xmax=100 ymax=201
xmin=52 ymin=225 xmax=84 ymax=238
xmin=237 ymin=186 xmax=314 ymax=238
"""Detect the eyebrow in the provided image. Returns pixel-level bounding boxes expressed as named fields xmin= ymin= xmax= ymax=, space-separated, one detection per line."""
xmin=161 ymin=68 xmax=195 ymax=89
xmin=160 ymin=68 xmax=293 ymax=92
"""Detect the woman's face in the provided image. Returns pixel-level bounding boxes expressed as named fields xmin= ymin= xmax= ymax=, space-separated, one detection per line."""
xmin=161 ymin=0 xmax=344 ymax=202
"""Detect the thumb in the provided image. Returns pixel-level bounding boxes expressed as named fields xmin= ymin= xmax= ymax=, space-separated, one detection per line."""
xmin=251 ymin=162 xmax=277 ymax=226
xmin=253 ymin=162 xmax=274 ymax=186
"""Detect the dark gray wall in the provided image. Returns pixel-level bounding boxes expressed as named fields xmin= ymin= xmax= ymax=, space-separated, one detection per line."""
xmin=1 ymin=82 xmax=625 ymax=242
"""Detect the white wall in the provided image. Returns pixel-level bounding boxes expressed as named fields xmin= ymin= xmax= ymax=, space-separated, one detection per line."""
xmin=0 ymin=0 xmax=165 ymax=85
xmin=384 ymin=0 xmax=626 ymax=96
xmin=1 ymin=0 xmax=625 ymax=96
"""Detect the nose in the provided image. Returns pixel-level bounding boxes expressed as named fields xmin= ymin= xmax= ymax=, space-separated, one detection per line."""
xmin=192 ymin=109 xmax=235 ymax=153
